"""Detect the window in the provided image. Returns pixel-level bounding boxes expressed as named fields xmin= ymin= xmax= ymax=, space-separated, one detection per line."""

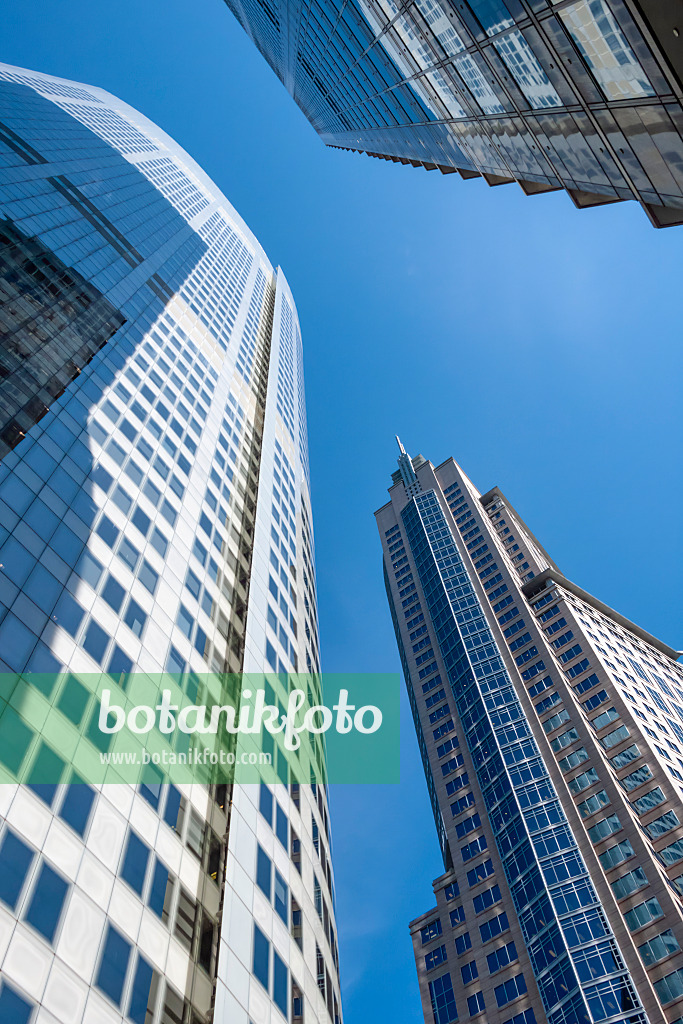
xmin=658 ymin=838 xmax=683 ymax=867
xmin=611 ymin=867 xmax=648 ymax=900
xmin=274 ymin=869 xmax=288 ymax=924
xmin=0 ymin=829 xmax=33 ymax=909
xmin=473 ymin=884 xmax=501 ymax=914
xmin=495 ymin=973 xmax=527 ymax=1008
xmin=600 ymin=725 xmax=631 ymax=750
xmin=24 ymin=862 xmax=68 ymax=942
xmin=487 ymin=941 xmax=518 ymax=974
xmin=450 ymin=906 xmax=466 ymax=926
xmin=121 ymin=832 xmax=149 ymax=895
xmin=259 ymin=783 xmax=273 ymax=824
xmin=59 ymin=782 xmax=95 ymax=836
xmin=461 ymin=960 xmax=478 ymax=985
xmin=654 ymin=967 xmax=683 ymax=1004
xmin=273 ymin=948 xmax=288 ymax=1016
xmin=568 ymin=769 xmax=599 ymax=795
xmin=645 ymin=810 xmax=680 ymax=839
xmin=577 ymin=790 xmax=609 ymax=818
xmin=428 ymin=972 xmax=458 ymax=1024
xmin=587 ymin=814 xmax=622 ymax=843
xmin=129 ymin=956 xmax=156 ymax=1024
xmin=639 ymin=929 xmax=680 ymax=966
xmin=461 ymin=835 xmax=487 ymax=862
xmin=256 ymin=845 xmax=271 ymax=899
xmin=591 ymin=707 xmax=619 ymax=730
xmin=0 ymin=983 xmax=32 ymax=1024
xmin=426 ymin=945 xmax=448 ymax=970
xmin=480 ymin=912 xmax=509 ymax=943
xmin=455 ymin=932 xmax=472 ymax=955
xmin=149 ymin=860 xmax=171 ymax=918
xmin=610 ymin=744 xmax=641 ymax=769
xmin=96 ymin=925 xmax=131 ymax=1007
xmin=559 ymin=748 xmax=588 ymax=772
xmin=175 ymin=888 xmax=197 ymax=949
xmin=468 ymin=860 xmax=494 ymax=886
xmin=620 ymin=764 xmax=653 ymax=790
xmin=624 ymin=897 xmax=663 ymax=931
xmin=276 ymin=803 xmax=288 ymax=850
xmin=633 ymin=788 xmax=665 ymax=815
xmin=253 ymin=923 xmax=270 ymax=990
xmin=599 ymin=840 xmax=634 ymax=869
xmin=551 ymin=728 xmax=580 ymax=753
xmin=468 ymin=991 xmax=486 ymax=1015
xmin=421 ymin=919 xmax=443 ymax=944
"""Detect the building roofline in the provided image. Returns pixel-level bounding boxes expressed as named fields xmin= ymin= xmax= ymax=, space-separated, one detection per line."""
xmin=522 ymin=569 xmax=682 ymax=662
xmin=479 ymin=486 xmax=561 ymax=573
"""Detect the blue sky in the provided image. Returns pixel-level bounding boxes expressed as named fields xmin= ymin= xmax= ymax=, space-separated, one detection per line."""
xmin=4 ymin=1 xmax=683 ymax=1020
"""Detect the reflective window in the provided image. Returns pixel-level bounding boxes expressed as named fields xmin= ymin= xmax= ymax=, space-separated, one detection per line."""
xmin=558 ymin=0 xmax=655 ymax=100
xmin=25 ymin=862 xmax=69 ymax=942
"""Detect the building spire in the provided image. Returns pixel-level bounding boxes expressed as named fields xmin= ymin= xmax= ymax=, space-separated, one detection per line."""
xmin=395 ymin=436 xmax=422 ymax=496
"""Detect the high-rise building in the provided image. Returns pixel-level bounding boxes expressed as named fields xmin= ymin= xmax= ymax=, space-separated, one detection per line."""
xmin=224 ymin=0 xmax=683 ymax=226
xmin=0 ymin=63 xmax=341 ymax=1024
xmin=376 ymin=439 xmax=683 ymax=1024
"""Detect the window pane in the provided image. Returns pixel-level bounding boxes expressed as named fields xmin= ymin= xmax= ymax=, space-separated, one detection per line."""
xmin=25 ymin=862 xmax=68 ymax=942
xmin=96 ymin=925 xmax=131 ymax=1006
xmin=0 ymin=829 xmax=33 ymax=910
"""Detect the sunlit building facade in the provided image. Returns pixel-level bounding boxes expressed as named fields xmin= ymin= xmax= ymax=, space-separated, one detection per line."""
xmin=224 ymin=0 xmax=683 ymax=226
xmin=376 ymin=441 xmax=683 ymax=1024
xmin=0 ymin=63 xmax=341 ymax=1024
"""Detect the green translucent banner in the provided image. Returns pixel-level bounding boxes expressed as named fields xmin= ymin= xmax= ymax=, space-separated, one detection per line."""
xmin=0 ymin=671 xmax=400 ymax=787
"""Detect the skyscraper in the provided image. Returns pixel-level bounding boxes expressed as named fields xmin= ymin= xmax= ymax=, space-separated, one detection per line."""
xmin=0 ymin=63 xmax=341 ymax=1024
xmin=376 ymin=440 xmax=683 ymax=1024
xmin=223 ymin=0 xmax=683 ymax=226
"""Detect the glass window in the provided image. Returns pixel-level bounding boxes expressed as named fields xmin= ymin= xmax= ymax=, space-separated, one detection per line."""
xmin=256 ymin=845 xmax=271 ymax=899
xmin=274 ymin=868 xmax=288 ymax=924
xmin=276 ymin=803 xmax=288 ymax=851
xmin=273 ymin=949 xmax=288 ymax=1016
xmin=494 ymin=30 xmax=562 ymax=108
xmin=96 ymin=925 xmax=131 ymax=1007
xmin=121 ymin=832 xmax=150 ymax=895
xmin=558 ymin=0 xmax=655 ymax=100
xmin=259 ymin=783 xmax=273 ymax=825
xmin=124 ymin=599 xmax=146 ymax=639
xmin=0 ymin=983 xmax=33 ymax=1024
xmin=0 ymin=829 xmax=33 ymax=909
xmin=59 ymin=782 xmax=95 ymax=836
xmin=129 ymin=957 xmax=156 ymax=1024
xmin=624 ymin=897 xmax=663 ymax=931
xmin=149 ymin=860 xmax=170 ymax=918
xmin=253 ymin=923 xmax=270 ymax=990
xmin=24 ymin=862 xmax=68 ymax=942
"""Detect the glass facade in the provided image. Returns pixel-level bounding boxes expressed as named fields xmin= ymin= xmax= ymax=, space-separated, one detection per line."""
xmin=0 ymin=62 xmax=340 ymax=1024
xmin=376 ymin=441 xmax=683 ymax=1024
xmin=223 ymin=0 xmax=683 ymax=226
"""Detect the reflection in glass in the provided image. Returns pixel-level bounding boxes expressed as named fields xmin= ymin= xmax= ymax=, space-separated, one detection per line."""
xmin=559 ymin=0 xmax=655 ymax=101
xmin=495 ymin=29 xmax=562 ymax=108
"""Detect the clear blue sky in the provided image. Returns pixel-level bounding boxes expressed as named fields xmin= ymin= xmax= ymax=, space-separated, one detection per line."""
xmin=4 ymin=1 xmax=683 ymax=1020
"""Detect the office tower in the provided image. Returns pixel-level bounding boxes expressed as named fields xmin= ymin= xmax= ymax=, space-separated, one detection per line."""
xmin=376 ymin=439 xmax=683 ymax=1024
xmin=224 ymin=0 xmax=683 ymax=226
xmin=0 ymin=63 xmax=341 ymax=1024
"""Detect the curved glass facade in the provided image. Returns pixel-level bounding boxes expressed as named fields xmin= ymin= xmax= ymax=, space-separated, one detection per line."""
xmin=0 ymin=62 xmax=340 ymax=1024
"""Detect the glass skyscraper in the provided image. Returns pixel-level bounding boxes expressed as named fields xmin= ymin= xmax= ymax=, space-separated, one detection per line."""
xmin=223 ymin=0 xmax=683 ymax=226
xmin=0 ymin=63 xmax=341 ymax=1024
xmin=376 ymin=440 xmax=683 ymax=1024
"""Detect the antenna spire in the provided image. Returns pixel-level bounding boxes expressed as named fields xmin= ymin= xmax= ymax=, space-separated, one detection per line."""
xmin=396 ymin=435 xmax=406 ymax=455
